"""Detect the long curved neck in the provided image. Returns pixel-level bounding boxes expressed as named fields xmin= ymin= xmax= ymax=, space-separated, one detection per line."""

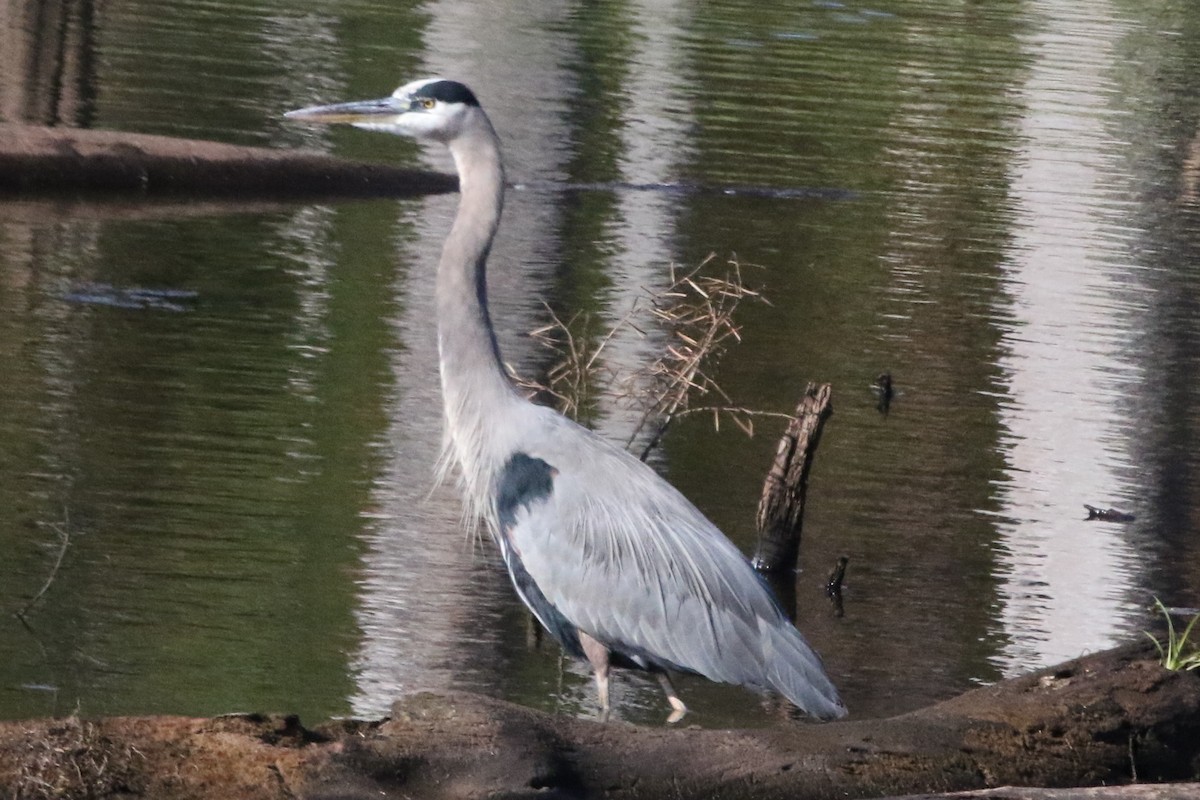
xmin=437 ymin=111 xmax=520 ymax=507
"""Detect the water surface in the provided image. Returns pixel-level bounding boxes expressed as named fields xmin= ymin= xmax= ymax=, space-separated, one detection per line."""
xmin=2 ymin=0 xmax=1199 ymax=727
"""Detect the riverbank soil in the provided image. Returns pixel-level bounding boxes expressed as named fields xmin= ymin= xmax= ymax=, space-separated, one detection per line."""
xmin=1 ymin=641 xmax=1197 ymax=800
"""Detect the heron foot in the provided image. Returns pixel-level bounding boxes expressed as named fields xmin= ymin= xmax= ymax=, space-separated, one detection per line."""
xmin=579 ymin=631 xmax=613 ymax=717
xmin=595 ymin=676 xmax=610 ymax=717
xmin=657 ymin=673 xmax=688 ymax=723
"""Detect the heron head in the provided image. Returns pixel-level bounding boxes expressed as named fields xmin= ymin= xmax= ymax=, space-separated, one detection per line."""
xmin=285 ymin=78 xmax=480 ymax=142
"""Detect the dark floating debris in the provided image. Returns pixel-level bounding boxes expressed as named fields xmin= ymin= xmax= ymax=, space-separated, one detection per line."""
xmin=872 ymin=372 xmax=893 ymax=414
xmin=1083 ymin=504 xmax=1136 ymax=523
xmin=825 ymin=555 xmax=849 ymax=598
xmin=63 ymin=283 xmax=198 ymax=312
xmin=826 ymin=556 xmax=849 ymax=618
xmin=511 ymin=179 xmax=858 ymax=202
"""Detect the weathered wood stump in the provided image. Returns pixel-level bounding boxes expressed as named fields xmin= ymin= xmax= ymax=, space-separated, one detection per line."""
xmin=754 ymin=381 xmax=834 ymax=573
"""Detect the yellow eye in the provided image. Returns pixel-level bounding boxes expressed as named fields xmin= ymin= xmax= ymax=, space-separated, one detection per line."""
xmin=420 ymin=97 xmax=435 ymax=109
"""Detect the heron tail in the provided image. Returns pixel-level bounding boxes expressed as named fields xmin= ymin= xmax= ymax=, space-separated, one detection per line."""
xmin=762 ymin=623 xmax=848 ymax=720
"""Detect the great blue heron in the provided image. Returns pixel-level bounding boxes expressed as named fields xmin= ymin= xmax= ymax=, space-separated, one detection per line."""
xmin=286 ymin=78 xmax=847 ymax=722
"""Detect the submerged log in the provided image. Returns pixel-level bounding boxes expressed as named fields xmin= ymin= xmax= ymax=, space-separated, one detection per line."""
xmin=0 ymin=124 xmax=457 ymax=198
xmin=1 ymin=641 xmax=1197 ymax=800
xmin=1084 ymin=505 xmax=1137 ymax=523
xmin=753 ymin=382 xmax=834 ymax=573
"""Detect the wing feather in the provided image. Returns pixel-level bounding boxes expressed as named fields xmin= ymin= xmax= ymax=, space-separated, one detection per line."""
xmin=500 ymin=410 xmax=845 ymax=719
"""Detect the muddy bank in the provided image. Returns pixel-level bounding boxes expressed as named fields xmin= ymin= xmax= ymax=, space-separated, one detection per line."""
xmin=1 ymin=641 xmax=1197 ymax=800
xmin=0 ymin=124 xmax=456 ymax=198
xmin=887 ymin=788 xmax=1200 ymax=800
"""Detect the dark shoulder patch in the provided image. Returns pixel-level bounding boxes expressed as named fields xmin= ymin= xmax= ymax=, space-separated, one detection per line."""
xmin=496 ymin=453 xmax=555 ymax=530
xmin=414 ymin=80 xmax=479 ymax=107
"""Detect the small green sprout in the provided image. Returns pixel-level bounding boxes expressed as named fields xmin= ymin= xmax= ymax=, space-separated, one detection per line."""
xmin=1145 ymin=598 xmax=1200 ymax=671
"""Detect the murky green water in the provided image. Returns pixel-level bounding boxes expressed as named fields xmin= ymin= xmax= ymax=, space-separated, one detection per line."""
xmin=2 ymin=0 xmax=1199 ymax=727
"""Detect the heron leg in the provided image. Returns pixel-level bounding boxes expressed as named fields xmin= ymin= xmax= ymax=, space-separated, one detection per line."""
xmin=577 ymin=631 xmax=611 ymax=717
xmin=656 ymin=673 xmax=688 ymax=724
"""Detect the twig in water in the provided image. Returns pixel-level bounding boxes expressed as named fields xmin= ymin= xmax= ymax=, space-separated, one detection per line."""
xmin=625 ymin=256 xmax=765 ymax=460
xmin=513 ymin=254 xmax=767 ymax=462
xmin=825 ymin=556 xmax=849 ymax=599
xmin=513 ymin=301 xmax=642 ymax=424
xmin=16 ymin=512 xmax=72 ymax=621
xmin=826 ymin=556 xmax=849 ymax=618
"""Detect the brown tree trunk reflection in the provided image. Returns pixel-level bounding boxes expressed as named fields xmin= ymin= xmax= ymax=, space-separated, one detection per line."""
xmin=0 ymin=0 xmax=98 ymax=126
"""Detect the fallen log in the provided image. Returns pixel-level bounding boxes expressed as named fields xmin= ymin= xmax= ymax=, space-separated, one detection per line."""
xmin=883 ymin=786 xmax=1200 ymax=800
xmin=0 ymin=124 xmax=457 ymax=198
xmin=1 ymin=641 xmax=1197 ymax=800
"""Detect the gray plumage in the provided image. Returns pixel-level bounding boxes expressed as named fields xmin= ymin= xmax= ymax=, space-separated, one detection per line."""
xmin=286 ymin=78 xmax=847 ymax=721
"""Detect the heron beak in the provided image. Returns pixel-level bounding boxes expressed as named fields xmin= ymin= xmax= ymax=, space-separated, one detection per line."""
xmin=284 ymin=96 xmax=402 ymax=125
